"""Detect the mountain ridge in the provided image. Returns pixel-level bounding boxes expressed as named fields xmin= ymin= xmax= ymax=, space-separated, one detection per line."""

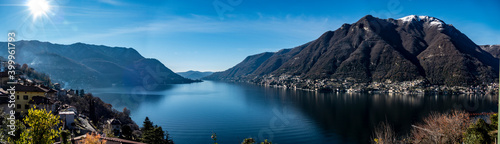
xmin=205 ymin=15 xmax=499 ymax=86
xmin=177 ymin=70 xmax=213 ymax=80
xmin=0 ymin=40 xmax=196 ymax=89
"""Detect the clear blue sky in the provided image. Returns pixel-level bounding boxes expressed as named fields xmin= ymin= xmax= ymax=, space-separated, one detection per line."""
xmin=1 ymin=0 xmax=499 ymax=72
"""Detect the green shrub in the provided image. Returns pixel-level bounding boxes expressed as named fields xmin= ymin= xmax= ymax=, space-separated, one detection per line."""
xmin=464 ymin=128 xmax=487 ymax=144
xmin=489 ymin=114 xmax=498 ymax=143
xmin=463 ymin=119 xmax=491 ymax=144
xmin=60 ymin=130 xmax=71 ymax=144
xmin=490 ymin=114 xmax=498 ymax=129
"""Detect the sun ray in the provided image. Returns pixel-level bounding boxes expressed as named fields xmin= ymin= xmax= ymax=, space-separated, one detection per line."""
xmin=26 ymin=0 xmax=51 ymax=21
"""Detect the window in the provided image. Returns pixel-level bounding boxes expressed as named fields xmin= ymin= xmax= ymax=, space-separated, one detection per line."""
xmin=16 ymin=104 xmax=21 ymax=109
xmin=16 ymin=95 xmax=19 ymax=100
xmin=23 ymin=95 xmax=28 ymax=100
xmin=25 ymin=105 xmax=29 ymax=109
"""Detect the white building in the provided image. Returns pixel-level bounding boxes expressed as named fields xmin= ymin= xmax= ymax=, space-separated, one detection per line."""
xmin=59 ymin=111 xmax=76 ymax=129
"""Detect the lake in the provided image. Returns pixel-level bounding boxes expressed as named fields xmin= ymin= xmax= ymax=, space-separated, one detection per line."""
xmin=91 ymin=81 xmax=498 ymax=144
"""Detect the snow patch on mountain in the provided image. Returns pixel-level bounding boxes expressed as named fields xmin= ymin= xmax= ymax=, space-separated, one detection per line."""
xmin=398 ymin=15 xmax=445 ymax=27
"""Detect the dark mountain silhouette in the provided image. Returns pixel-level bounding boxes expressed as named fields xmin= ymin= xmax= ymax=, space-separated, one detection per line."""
xmin=0 ymin=40 xmax=195 ymax=89
xmin=177 ymin=70 xmax=213 ymax=80
xmin=206 ymin=15 xmax=499 ymax=86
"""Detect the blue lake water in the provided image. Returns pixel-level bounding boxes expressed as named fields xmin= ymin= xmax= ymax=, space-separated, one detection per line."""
xmin=91 ymin=81 xmax=497 ymax=144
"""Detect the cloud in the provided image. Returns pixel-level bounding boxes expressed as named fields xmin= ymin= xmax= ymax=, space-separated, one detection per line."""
xmin=98 ymin=0 xmax=125 ymax=6
xmin=54 ymin=14 xmax=350 ymax=44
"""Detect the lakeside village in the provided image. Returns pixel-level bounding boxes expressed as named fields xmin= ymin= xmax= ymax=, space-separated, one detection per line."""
xmin=0 ymin=64 xmax=162 ymax=144
xmin=246 ymin=74 xmax=499 ymax=95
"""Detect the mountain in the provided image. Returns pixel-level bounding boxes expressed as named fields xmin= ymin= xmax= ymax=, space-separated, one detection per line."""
xmin=0 ymin=40 xmax=196 ymax=89
xmin=176 ymin=70 xmax=213 ymax=80
xmin=480 ymin=45 xmax=500 ymax=58
xmin=205 ymin=52 xmax=274 ymax=80
xmin=205 ymin=43 xmax=312 ymax=80
xmin=206 ymin=15 xmax=499 ymax=86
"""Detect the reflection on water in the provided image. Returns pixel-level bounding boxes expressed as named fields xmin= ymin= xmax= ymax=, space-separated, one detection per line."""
xmin=91 ymin=81 xmax=498 ymax=144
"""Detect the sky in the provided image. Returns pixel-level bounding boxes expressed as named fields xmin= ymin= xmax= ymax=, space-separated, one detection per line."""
xmin=0 ymin=0 xmax=499 ymax=72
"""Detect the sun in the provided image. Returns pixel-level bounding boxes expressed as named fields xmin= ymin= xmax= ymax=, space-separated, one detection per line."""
xmin=27 ymin=0 xmax=51 ymax=19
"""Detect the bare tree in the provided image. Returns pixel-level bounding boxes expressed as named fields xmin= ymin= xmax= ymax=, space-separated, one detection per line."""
xmin=373 ymin=121 xmax=397 ymax=144
xmin=411 ymin=110 xmax=470 ymax=143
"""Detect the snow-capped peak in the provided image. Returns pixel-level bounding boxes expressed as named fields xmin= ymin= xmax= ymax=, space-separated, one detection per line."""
xmin=398 ymin=15 xmax=445 ymax=27
xmin=399 ymin=15 xmax=420 ymax=22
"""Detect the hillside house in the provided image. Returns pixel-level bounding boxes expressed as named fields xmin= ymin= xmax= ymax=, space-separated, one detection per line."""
xmin=59 ymin=111 xmax=76 ymax=129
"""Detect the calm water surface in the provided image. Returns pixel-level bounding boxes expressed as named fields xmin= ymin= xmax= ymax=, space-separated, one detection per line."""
xmin=91 ymin=81 xmax=497 ymax=144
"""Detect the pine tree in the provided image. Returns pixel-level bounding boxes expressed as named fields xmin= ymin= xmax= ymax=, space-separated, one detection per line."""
xmin=153 ymin=126 xmax=165 ymax=143
xmin=141 ymin=117 xmax=172 ymax=144
xmin=141 ymin=117 xmax=155 ymax=143
xmin=142 ymin=117 xmax=153 ymax=132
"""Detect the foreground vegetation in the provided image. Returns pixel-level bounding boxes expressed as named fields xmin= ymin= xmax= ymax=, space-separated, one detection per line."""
xmin=1 ymin=106 xmax=276 ymax=144
xmin=373 ymin=110 xmax=498 ymax=144
xmin=0 ymin=106 xmax=172 ymax=144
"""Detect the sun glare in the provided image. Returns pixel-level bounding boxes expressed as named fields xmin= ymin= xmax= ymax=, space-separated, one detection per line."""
xmin=27 ymin=0 xmax=51 ymax=20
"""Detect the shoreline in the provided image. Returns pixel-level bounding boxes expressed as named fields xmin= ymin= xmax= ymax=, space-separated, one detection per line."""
xmin=208 ymin=77 xmax=499 ymax=95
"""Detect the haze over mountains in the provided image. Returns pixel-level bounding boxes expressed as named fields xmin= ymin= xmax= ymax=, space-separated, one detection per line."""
xmin=206 ymin=15 xmax=499 ymax=86
xmin=0 ymin=40 xmax=195 ymax=89
xmin=176 ymin=70 xmax=213 ymax=80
